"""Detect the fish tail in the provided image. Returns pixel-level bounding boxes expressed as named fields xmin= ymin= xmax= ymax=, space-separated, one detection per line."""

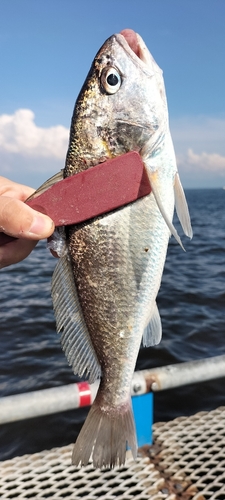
xmin=72 ymin=398 xmax=137 ymax=468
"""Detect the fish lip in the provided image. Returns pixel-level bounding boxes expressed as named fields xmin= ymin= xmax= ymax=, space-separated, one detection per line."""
xmin=114 ymin=32 xmax=162 ymax=77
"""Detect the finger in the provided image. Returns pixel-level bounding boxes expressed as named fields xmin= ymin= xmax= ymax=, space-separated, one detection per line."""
xmin=0 ymin=176 xmax=35 ymax=201
xmin=0 ymin=238 xmax=37 ymax=269
xmin=0 ymin=196 xmax=54 ymax=240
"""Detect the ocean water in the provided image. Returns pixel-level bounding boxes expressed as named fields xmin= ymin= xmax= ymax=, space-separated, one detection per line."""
xmin=0 ymin=188 xmax=225 ymax=461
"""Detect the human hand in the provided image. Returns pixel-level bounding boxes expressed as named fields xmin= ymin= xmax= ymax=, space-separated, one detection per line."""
xmin=0 ymin=176 xmax=55 ymax=268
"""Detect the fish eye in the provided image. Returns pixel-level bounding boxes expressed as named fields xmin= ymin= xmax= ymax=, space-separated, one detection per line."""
xmin=101 ymin=67 xmax=122 ymax=94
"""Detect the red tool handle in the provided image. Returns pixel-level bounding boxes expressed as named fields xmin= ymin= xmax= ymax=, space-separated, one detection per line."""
xmin=0 ymin=152 xmax=151 ymax=247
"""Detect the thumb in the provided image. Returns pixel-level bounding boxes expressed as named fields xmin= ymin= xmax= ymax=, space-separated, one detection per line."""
xmin=0 ymin=196 xmax=54 ymax=239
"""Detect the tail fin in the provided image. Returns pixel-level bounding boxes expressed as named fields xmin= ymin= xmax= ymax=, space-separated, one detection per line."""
xmin=72 ymin=398 xmax=137 ymax=468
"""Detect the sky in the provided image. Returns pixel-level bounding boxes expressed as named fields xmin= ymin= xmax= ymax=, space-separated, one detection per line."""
xmin=0 ymin=0 xmax=224 ymax=189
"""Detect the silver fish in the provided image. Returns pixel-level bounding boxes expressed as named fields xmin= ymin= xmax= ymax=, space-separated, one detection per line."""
xmin=37 ymin=29 xmax=192 ymax=468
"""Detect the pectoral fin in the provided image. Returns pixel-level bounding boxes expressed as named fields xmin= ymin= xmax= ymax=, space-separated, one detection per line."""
xmin=51 ymin=255 xmax=101 ymax=383
xmin=148 ymin=171 xmax=185 ymax=250
xmin=174 ymin=173 xmax=193 ymax=239
xmin=142 ymin=302 xmax=162 ymax=347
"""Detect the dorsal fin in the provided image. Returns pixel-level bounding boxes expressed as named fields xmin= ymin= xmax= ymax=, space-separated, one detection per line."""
xmin=26 ymin=170 xmax=64 ymax=201
xmin=51 ymin=255 xmax=101 ymax=382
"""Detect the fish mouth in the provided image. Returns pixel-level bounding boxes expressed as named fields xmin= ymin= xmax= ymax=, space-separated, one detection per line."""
xmin=119 ymin=29 xmax=141 ymax=58
xmin=116 ymin=29 xmax=161 ymax=75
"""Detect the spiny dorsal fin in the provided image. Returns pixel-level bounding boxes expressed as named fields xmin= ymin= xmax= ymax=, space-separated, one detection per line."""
xmin=26 ymin=170 xmax=64 ymax=201
xmin=51 ymin=255 xmax=101 ymax=383
xmin=142 ymin=302 xmax=162 ymax=347
xmin=174 ymin=173 xmax=193 ymax=239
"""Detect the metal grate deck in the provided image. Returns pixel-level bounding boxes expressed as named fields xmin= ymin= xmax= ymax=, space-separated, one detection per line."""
xmin=0 ymin=406 xmax=225 ymax=499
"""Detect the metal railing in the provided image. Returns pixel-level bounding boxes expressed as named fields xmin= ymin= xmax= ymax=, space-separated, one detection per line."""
xmin=1 ymin=355 xmax=225 ymax=425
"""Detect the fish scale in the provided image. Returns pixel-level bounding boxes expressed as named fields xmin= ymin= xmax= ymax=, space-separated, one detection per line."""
xmin=49 ymin=29 xmax=192 ymax=468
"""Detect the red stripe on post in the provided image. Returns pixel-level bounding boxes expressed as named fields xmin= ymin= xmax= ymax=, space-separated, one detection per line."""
xmin=77 ymin=381 xmax=92 ymax=407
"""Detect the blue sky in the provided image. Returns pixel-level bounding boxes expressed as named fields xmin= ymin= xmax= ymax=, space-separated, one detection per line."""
xmin=0 ymin=0 xmax=224 ymax=188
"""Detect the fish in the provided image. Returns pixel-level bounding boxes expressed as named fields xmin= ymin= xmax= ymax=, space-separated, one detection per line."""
xmin=34 ymin=28 xmax=192 ymax=468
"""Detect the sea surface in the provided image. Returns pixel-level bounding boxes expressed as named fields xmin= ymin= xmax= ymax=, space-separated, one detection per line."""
xmin=0 ymin=188 xmax=225 ymax=461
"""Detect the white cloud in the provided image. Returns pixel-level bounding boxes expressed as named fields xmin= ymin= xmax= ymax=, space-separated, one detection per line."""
xmin=187 ymin=149 xmax=225 ymax=172
xmin=0 ymin=110 xmax=225 ymax=188
xmin=177 ymin=149 xmax=225 ymax=173
xmin=170 ymin=115 xmax=225 ymax=186
xmin=0 ymin=109 xmax=69 ymax=159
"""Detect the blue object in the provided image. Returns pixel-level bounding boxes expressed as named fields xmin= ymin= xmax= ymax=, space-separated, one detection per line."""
xmin=132 ymin=392 xmax=153 ymax=446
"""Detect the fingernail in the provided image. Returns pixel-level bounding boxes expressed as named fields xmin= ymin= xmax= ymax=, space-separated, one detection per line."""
xmin=28 ymin=214 xmax=54 ymax=237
